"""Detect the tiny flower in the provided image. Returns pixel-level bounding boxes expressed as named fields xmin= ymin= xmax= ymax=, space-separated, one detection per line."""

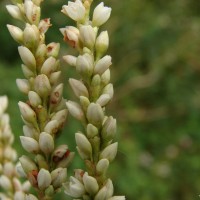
xmin=62 ymin=0 xmax=86 ymax=22
xmin=95 ymin=31 xmax=109 ymax=57
xmin=7 ymin=24 xmax=23 ymax=44
xmin=20 ymin=136 xmax=39 ymax=154
xmin=94 ymin=55 xmax=112 ymax=75
xmin=83 ymin=172 xmax=99 ymax=195
xmin=46 ymin=42 xmax=60 ymax=58
xmin=38 ymin=18 xmax=52 ymax=34
xmin=37 ymin=168 xmax=52 ymax=190
xmin=100 ymin=142 xmax=118 ymax=162
xmin=6 ymin=5 xmax=24 ymax=21
xmin=92 ymin=2 xmax=111 ymax=27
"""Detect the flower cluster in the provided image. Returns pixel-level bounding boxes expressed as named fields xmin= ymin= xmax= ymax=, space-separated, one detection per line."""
xmin=0 ymin=96 xmax=31 ymax=200
xmin=61 ymin=0 xmax=125 ymax=199
xmin=6 ymin=0 xmax=74 ymax=199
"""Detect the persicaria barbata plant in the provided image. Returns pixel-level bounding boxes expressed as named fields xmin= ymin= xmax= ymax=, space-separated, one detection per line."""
xmin=2 ymin=0 xmax=125 ymax=199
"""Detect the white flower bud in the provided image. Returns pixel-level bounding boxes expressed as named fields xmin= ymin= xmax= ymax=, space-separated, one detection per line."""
xmin=16 ymin=162 xmax=26 ymax=178
xmin=83 ymin=172 xmax=99 ymax=195
xmin=39 ymin=132 xmax=54 ymax=154
xmin=79 ymin=96 xmax=90 ymax=112
xmin=46 ymin=43 xmax=60 ymax=58
xmin=19 ymin=155 xmax=38 ymax=174
xmin=23 ymin=125 xmax=39 ymax=140
xmin=86 ymin=123 xmax=98 ymax=138
xmin=7 ymin=24 xmax=23 ymax=43
xmin=94 ymin=55 xmax=112 ymax=75
xmin=50 ymin=83 xmax=63 ymax=105
xmin=62 ymin=0 xmax=86 ymax=22
xmin=66 ymin=101 xmax=85 ymax=121
xmin=28 ymin=91 xmax=42 ymax=107
xmin=94 ymin=184 xmax=107 ymax=200
xmin=102 ymin=83 xmax=114 ymax=99
xmin=105 ymin=179 xmax=114 ymax=199
xmin=49 ymin=71 xmax=61 ymax=85
xmin=69 ymin=78 xmax=89 ymax=98
xmin=6 ymin=5 xmax=23 ymax=20
xmin=14 ymin=191 xmax=25 ymax=200
xmin=63 ymin=55 xmax=77 ymax=67
xmin=22 ymin=181 xmax=31 ymax=192
xmin=20 ymin=136 xmax=39 ymax=154
xmin=51 ymin=168 xmax=67 ymax=189
xmin=38 ymin=168 xmax=52 ymax=190
xmin=44 ymin=120 xmax=59 ymax=135
xmin=108 ymin=197 xmax=126 ymax=200
xmin=76 ymin=53 xmax=94 ymax=78
xmin=18 ymin=101 xmax=36 ymax=124
xmin=3 ymin=162 xmax=15 ymax=177
xmin=35 ymin=44 xmax=47 ymax=66
xmin=101 ymin=69 xmax=110 ymax=86
xmin=92 ymin=2 xmax=112 ymax=26
xmin=80 ymin=25 xmax=96 ymax=49
xmin=34 ymin=74 xmax=51 ymax=97
xmin=96 ymin=94 xmax=111 ymax=107
xmin=16 ymin=79 xmax=30 ymax=94
xmin=21 ymin=64 xmax=35 ymax=78
xmin=18 ymin=46 xmax=36 ymax=70
xmin=41 ymin=57 xmax=57 ymax=76
xmin=96 ymin=159 xmax=109 ymax=175
xmin=87 ymin=103 xmax=104 ymax=127
xmin=96 ymin=31 xmax=109 ymax=57
xmin=51 ymin=109 xmax=68 ymax=128
xmin=25 ymin=194 xmax=39 ymax=200
xmin=75 ymin=132 xmax=92 ymax=159
xmin=100 ymin=142 xmax=118 ymax=162
xmin=0 ymin=175 xmax=12 ymax=191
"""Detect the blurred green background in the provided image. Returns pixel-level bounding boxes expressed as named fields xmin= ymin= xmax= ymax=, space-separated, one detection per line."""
xmin=1 ymin=0 xmax=200 ymax=199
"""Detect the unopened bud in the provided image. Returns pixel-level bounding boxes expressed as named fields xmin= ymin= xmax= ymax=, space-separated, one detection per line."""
xmin=101 ymin=69 xmax=110 ymax=86
xmin=44 ymin=120 xmax=59 ymax=135
xmin=14 ymin=191 xmax=25 ymax=200
xmin=16 ymin=79 xmax=30 ymax=94
xmin=105 ymin=179 xmax=114 ymax=199
xmin=51 ymin=109 xmax=68 ymax=128
xmin=35 ymin=44 xmax=47 ymax=67
xmin=50 ymin=83 xmax=63 ymax=105
xmin=6 ymin=5 xmax=23 ymax=20
xmin=94 ymin=184 xmax=107 ymax=200
xmin=80 ymin=96 xmax=90 ymax=112
xmin=39 ymin=132 xmax=54 ymax=154
xmin=63 ymin=55 xmax=77 ymax=67
xmin=0 ymin=175 xmax=12 ymax=191
xmin=16 ymin=162 xmax=26 ymax=178
xmin=22 ymin=64 xmax=35 ymax=78
xmin=96 ymin=31 xmax=109 ymax=57
xmin=49 ymin=71 xmax=61 ymax=85
xmin=28 ymin=91 xmax=42 ymax=107
xmin=20 ymin=136 xmax=39 ymax=154
xmin=100 ymin=142 xmax=118 ymax=162
xmin=94 ymin=55 xmax=112 ymax=75
xmin=23 ymin=125 xmax=39 ymax=140
xmin=7 ymin=24 xmax=23 ymax=43
xmin=86 ymin=123 xmax=98 ymax=138
xmin=51 ymin=168 xmax=67 ymax=189
xmin=25 ymin=194 xmax=39 ymax=200
xmin=108 ymin=196 xmax=126 ymax=200
xmin=38 ymin=168 xmax=52 ymax=190
xmin=19 ymin=155 xmax=38 ymax=174
xmin=96 ymin=158 xmax=109 ymax=175
xmin=83 ymin=172 xmax=99 ymax=195
xmin=46 ymin=43 xmax=60 ymax=57
xmin=102 ymin=83 xmax=114 ymax=99
xmin=41 ymin=57 xmax=57 ymax=76
xmin=96 ymin=94 xmax=111 ymax=107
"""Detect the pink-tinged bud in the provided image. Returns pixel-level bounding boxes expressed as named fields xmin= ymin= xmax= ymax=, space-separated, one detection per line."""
xmin=50 ymin=83 xmax=63 ymax=105
xmin=25 ymin=194 xmax=39 ymax=200
xmin=23 ymin=24 xmax=40 ymax=48
xmin=96 ymin=94 xmax=111 ymax=107
xmin=86 ymin=123 xmax=98 ymax=138
xmin=38 ymin=168 xmax=52 ymax=190
xmin=66 ymin=101 xmax=85 ymax=121
xmin=16 ymin=79 xmax=30 ymax=94
xmin=63 ymin=55 xmax=77 ymax=67
xmin=60 ymin=26 xmax=80 ymax=48
xmin=34 ymin=74 xmax=51 ymax=98
xmin=18 ymin=46 xmax=36 ymax=70
xmin=83 ymin=172 xmax=99 ymax=195
xmin=76 ymin=53 xmax=94 ymax=79
xmin=100 ymin=142 xmax=118 ymax=162
xmin=80 ymin=25 xmax=96 ymax=49
xmin=19 ymin=155 xmax=38 ymax=174
xmin=108 ymin=197 xmax=126 ymax=200
xmin=20 ymin=136 xmax=39 ymax=154
xmin=28 ymin=91 xmax=42 ymax=107
xmin=46 ymin=43 xmax=60 ymax=58
xmin=41 ymin=57 xmax=57 ymax=76
xmin=0 ymin=175 xmax=12 ymax=191
xmin=18 ymin=101 xmax=37 ymax=124
xmin=96 ymin=158 xmax=109 ymax=175
xmin=95 ymin=31 xmax=109 ymax=57
xmin=62 ymin=0 xmax=86 ymax=22
xmin=69 ymin=78 xmax=89 ymax=98
xmin=92 ymin=2 xmax=112 ymax=27
xmin=39 ymin=132 xmax=54 ymax=154
xmin=94 ymin=55 xmax=112 ymax=75
xmin=51 ymin=168 xmax=67 ymax=189
xmin=75 ymin=132 xmax=92 ymax=159
xmin=102 ymin=83 xmax=114 ymax=99
xmin=87 ymin=103 xmax=104 ymax=127
xmin=7 ymin=24 xmax=23 ymax=43
xmin=6 ymin=5 xmax=23 ymax=20
xmin=39 ymin=18 xmax=51 ymax=34
xmin=14 ymin=191 xmax=25 ymax=200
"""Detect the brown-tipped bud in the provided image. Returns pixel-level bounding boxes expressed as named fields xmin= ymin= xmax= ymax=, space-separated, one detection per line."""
xmin=52 ymin=145 xmax=70 ymax=163
xmin=39 ymin=132 xmax=54 ymax=154
xmin=16 ymin=79 xmax=30 ymax=94
xmin=46 ymin=42 xmax=60 ymax=57
xmin=50 ymin=83 xmax=63 ymax=105
xmin=51 ymin=109 xmax=68 ymax=128
xmin=7 ymin=24 xmax=23 ymax=43
xmin=44 ymin=120 xmax=59 ymax=135
xmin=100 ymin=142 xmax=118 ymax=162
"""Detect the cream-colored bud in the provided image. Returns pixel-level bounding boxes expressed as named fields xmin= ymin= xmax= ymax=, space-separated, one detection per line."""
xmin=44 ymin=120 xmax=59 ymax=135
xmin=18 ymin=46 xmax=36 ymax=70
xmin=18 ymin=101 xmax=36 ymax=124
xmin=50 ymin=83 xmax=63 ymax=105
xmin=3 ymin=162 xmax=15 ymax=177
xmin=6 ymin=5 xmax=23 ymax=20
xmin=66 ymin=101 xmax=85 ymax=121
xmin=19 ymin=155 xmax=38 ymax=174
xmin=86 ymin=123 xmax=98 ymax=138
xmin=39 ymin=132 xmax=54 ymax=154
xmin=14 ymin=191 xmax=25 ymax=200
xmin=13 ymin=177 xmax=22 ymax=191
xmin=7 ymin=24 xmax=23 ymax=43
xmin=35 ymin=44 xmax=47 ymax=66
xmin=46 ymin=43 xmax=60 ymax=58
xmin=28 ymin=91 xmax=42 ymax=107
xmin=25 ymin=194 xmax=39 ymax=200
xmin=41 ymin=57 xmax=57 ymax=76
xmin=35 ymin=155 xmax=48 ymax=170
xmin=21 ymin=64 xmax=35 ymax=78
xmin=91 ymin=75 xmax=101 ymax=99
xmin=0 ymin=175 xmax=12 ymax=191
xmin=87 ymin=103 xmax=104 ymax=127
xmin=62 ymin=0 xmax=86 ymax=22
xmin=92 ymin=2 xmax=112 ymax=27
xmin=69 ymin=78 xmax=89 ymax=98
xmin=51 ymin=168 xmax=67 ymax=189
xmin=96 ymin=94 xmax=111 ymax=107
xmin=94 ymin=184 xmax=107 ymax=200
xmin=63 ymin=55 xmax=77 ymax=67
xmin=75 ymin=132 xmax=92 ymax=159
xmin=20 ymin=136 xmax=39 ymax=154
xmin=96 ymin=158 xmax=109 ymax=175
xmin=83 ymin=172 xmax=99 ymax=195
xmin=38 ymin=168 xmax=52 ymax=190
xmin=96 ymin=31 xmax=109 ymax=57
xmin=16 ymin=162 xmax=27 ymax=178
xmin=94 ymin=55 xmax=112 ymax=75
xmin=108 ymin=196 xmax=126 ymax=200
xmin=102 ymin=83 xmax=114 ymax=99
xmin=51 ymin=109 xmax=68 ymax=127
xmin=34 ymin=74 xmax=51 ymax=97
xmin=76 ymin=53 xmax=94 ymax=79
xmin=0 ymin=96 xmax=8 ymax=116
xmin=100 ymin=142 xmax=118 ymax=162
xmin=44 ymin=185 xmax=54 ymax=197
xmin=80 ymin=25 xmax=96 ymax=49
xmin=101 ymin=69 xmax=110 ymax=86
xmin=22 ymin=181 xmax=31 ymax=192
xmin=49 ymin=71 xmax=61 ymax=85
xmin=80 ymin=96 xmax=90 ymax=112
xmin=23 ymin=24 xmax=40 ymax=48
xmin=16 ymin=79 xmax=30 ymax=94
xmin=23 ymin=125 xmax=39 ymax=140
xmin=38 ymin=18 xmax=51 ymax=34
xmin=105 ymin=179 xmax=114 ymax=199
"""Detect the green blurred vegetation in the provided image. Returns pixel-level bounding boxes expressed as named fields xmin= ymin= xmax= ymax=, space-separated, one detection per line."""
xmin=1 ymin=0 xmax=200 ymax=199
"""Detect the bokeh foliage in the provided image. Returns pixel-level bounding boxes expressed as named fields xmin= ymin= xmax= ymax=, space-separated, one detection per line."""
xmin=1 ymin=0 xmax=200 ymax=199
